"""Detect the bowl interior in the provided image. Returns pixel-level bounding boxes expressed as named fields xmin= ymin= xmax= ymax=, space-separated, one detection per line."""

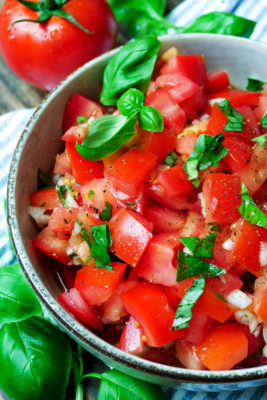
xmin=7 ymin=33 xmax=267 ymax=389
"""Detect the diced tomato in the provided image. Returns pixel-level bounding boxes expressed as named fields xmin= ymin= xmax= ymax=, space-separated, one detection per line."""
xmin=74 ymin=262 xmax=127 ymax=306
xmin=206 ymin=273 xmax=243 ymax=296
xmin=48 ymin=207 xmax=79 ymax=234
xmin=32 ymin=226 xmax=71 ymax=265
xmin=202 ymin=173 xmax=241 ymax=224
xmin=253 ymin=283 xmax=267 ymax=325
xmin=58 ymin=288 xmax=103 ymax=331
xmin=145 ymin=207 xmax=186 ymax=234
xmin=157 ymin=165 xmax=195 ymax=197
xmin=61 ymin=124 xmax=88 ymax=144
xmin=138 ymin=232 xmax=182 ymax=287
xmin=239 ymin=324 xmax=264 ymax=367
xmin=139 ymin=128 xmax=176 ymax=163
xmin=183 ymin=311 xmax=217 ymax=345
xmin=62 ymin=93 xmax=103 ymax=132
xmin=80 ymin=178 xmax=118 ymax=215
xmin=120 ymin=282 xmax=183 ymax=347
xmin=30 ymin=188 xmax=61 ymax=210
xmin=208 ymin=89 xmax=260 ymax=107
xmin=109 ymin=208 xmax=153 ymax=267
xmin=65 ymin=142 xmax=104 ymax=184
xmin=155 ymin=75 xmax=199 ymax=104
xmin=160 ymin=55 xmax=207 ymax=90
xmin=223 ymin=137 xmax=252 ymax=173
xmin=161 ymin=286 xmax=180 ymax=310
xmin=119 ymin=316 xmax=145 ymax=354
xmin=209 ymin=227 xmax=236 ymax=271
xmin=178 ymin=211 xmax=204 ymax=238
xmin=196 ymin=324 xmax=248 ymax=370
xmin=107 ymin=148 xmax=157 ymax=198
xmin=180 ymin=88 xmax=207 ymax=121
xmin=53 ymin=152 xmax=72 ymax=175
xmin=145 ymin=87 xmax=186 ymax=132
xmin=206 ymin=70 xmax=230 ymax=94
xmin=231 ymin=219 xmax=267 ymax=276
xmin=175 ymin=339 xmax=205 ymax=370
xmin=58 ymin=265 xmax=76 ymax=290
xmin=255 ymin=95 xmax=267 ymax=120
xmin=116 ymin=185 xmax=146 ymax=215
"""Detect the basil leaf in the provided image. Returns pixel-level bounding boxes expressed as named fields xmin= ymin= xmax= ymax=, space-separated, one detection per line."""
xmin=99 ymin=201 xmax=113 ymax=221
xmin=183 ymin=134 xmax=229 ymax=188
xmin=182 ymin=12 xmax=256 ymax=38
xmin=246 ymin=77 xmax=266 ymax=92
xmin=139 ymin=105 xmax=164 ymax=132
xmin=83 ymin=369 xmax=166 ymax=400
xmin=208 ymin=223 xmax=222 ymax=232
xmin=117 ymin=88 xmax=145 ymax=117
xmin=38 ymin=168 xmax=53 ymax=190
xmin=0 ymin=264 xmax=41 ymax=324
xmin=176 ymin=251 xmax=226 ymax=282
xmin=91 ymin=225 xmax=113 ymax=270
xmin=172 ymin=276 xmax=205 ymax=330
xmin=180 ymin=232 xmax=217 ymax=259
xmin=238 ymin=182 xmax=267 ymax=228
xmin=163 ymin=151 xmax=178 ymax=167
xmin=218 ymin=99 xmax=245 ymax=132
xmin=260 ymin=112 xmax=267 ymax=129
xmin=56 ymin=184 xmax=72 ymax=206
xmin=100 ymin=35 xmax=161 ymax=105
xmin=76 ymin=114 xmax=136 ymax=161
xmin=215 ymin=291 xmax=228 ymax=303
xmin=77 ymin=115 xmax=88 ymax=125
xmin=0 ymin=317 xmax=72 ymax=400
xmin=252 ymin=133 xmax=267 ymax=147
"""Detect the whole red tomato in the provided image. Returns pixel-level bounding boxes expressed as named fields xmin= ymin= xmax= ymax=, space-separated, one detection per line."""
xmin=0 ymin=0 xmax=117 ymax=90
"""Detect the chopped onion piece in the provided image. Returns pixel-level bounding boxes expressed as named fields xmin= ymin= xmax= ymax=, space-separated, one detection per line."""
xmin=222 ymin=238 xmax=234 ymax=251
xmin=208 ymin=98 xmax=225 ymax=107
xmin=235 ymin=310 xmax=260 ymax=335
xmin=226 ymin=289 xmax=252 ymax=309
xmin=28 ymin=206 xmax=50 ymax=228
xmin=197 ymin=192 xmax=206 ymax=217
xmin=260 ymin=242 xmax=267 ymax=267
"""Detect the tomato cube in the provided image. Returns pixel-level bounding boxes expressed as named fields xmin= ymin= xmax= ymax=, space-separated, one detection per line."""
xmin=206 ymin=69 xmax=230 ymax=94
xmin=223 ymin=137 xmax=252 ymax=173
xmin=119 ymin=316 xmax=145 ymax=354
xmin=145 ymin=207 xmax=186 ymax=234
xmin=157 ymin=165 xmax=195 ymax=197
xmin=208 ymin=89 xmax=260 ymax=107
xmin=48 ymin=207 xmax=79 ymax=234
xmin=139 ymin=129 xmax=176 ymax=163
xmin=30 ymin=188 xmax=61 ymax=210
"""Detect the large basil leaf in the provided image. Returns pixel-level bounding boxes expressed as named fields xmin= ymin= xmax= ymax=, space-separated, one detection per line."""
xmin=84 ymin=369 xmax=166 ymax=400
xmin=0 ymin=317 xmax=72 ymax=400
xmin=238 ymin=182 xmax=267 ymax=228
xmin=182 ymin=12 xmax=256 ymax=38
xmin=76 ymin=114 xmax=136 ymax=160
xmin=180 ymin=232 xmax=217 ymax=259
xmin=100 ymin=35 xmax=161 ymax=105
xmin=0 ymin=264 xmax=41 ymax=324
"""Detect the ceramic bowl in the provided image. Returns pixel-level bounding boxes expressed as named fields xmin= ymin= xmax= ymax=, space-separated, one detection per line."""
xmin=7 ymin=34 xmax=267 ymax=391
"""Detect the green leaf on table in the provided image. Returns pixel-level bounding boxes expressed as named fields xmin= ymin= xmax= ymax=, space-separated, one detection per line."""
xmin=176 ymin=251 xmax=226 ymax=282
xmin=99 ymin=201 xmax=113 ymax=222
xmin=0 ymin=317 xmax=72 ymax=400
xmin=238 ymin=182 xmax=267 ymax=228
xmin=139 ymin=106 xmax=164 ymax=132
xmin=246 ymin=77 xmax=266 ymax=92
xmin=83 ymin=368 xmax=166 ymax=400
xmin=180 ymin=232 xmax=217 ymax=259
xmin=76 ymin=114 xmax=136 ymax=161
xmin=183 ymin=133 xmax=229 ymax=188
xmin=181 ymin=12 xmax=256 ymax=38
xmin=37 ymin=168 xmax=53 ymax=190
xmin=260 ymin=112 xmax=267 ymax=129
xmin=0 ymin=263 xmax=41 ymax=324
xmin=252 ymin=133 xmax=267 ymax=147
xmin=117 ymin=88 xmax=145 ymax=117
xmin=172 ymin=276 xmax=205 ymax=330
xmin=163 ymin=151 xmax=178 ymax=167
xmin=100 ymin=35 xmax=161 ymax=105
xmin=218 ymin=99 xmax=245 ymax=132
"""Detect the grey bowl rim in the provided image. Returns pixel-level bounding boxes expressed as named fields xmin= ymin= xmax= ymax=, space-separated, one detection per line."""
xmin=7 ymin=33 xmax=267 ymax=385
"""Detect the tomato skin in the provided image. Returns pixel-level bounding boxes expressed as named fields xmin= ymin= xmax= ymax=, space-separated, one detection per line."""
xmin=223 ymin=137 xmax=252 ymax=173
xmin=139 ymin=128 xmax=176 ymax=163
xmin=0 ymin=0 xmax=117 ymax=90
xmin=175 ymin=339 xmax=205 ymax=370
xmin=120 ymin=282 xmax=183 ymax=347
xmin=206 ymin=69 xmax=230 ymax=94
xmin=30 ymin=188 xmax=61 ymax=210
xmin=253 ymin=284 xmax=267 ymax=325
xmin=48 ymin=206 xmax=79 ymax=234
xmin=119 ymin=316 xmax=145 ymax=354
xmin=145 ymin=207 xmax=186 ymax=234
xmin=157 ymin=165 xmax=195 ymax=197
xmin=208 ymin=89 xmax=260 ymax=107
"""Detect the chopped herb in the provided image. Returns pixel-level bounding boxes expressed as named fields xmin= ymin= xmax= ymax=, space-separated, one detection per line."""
xmin=37 ymin=168 xmax=53 ymax=190
xmin=63 ymin=218 xmax=68 ymax=224
xmin=176 ymin=251 xmax=226 ymax=282
xmin=163 ymin=151 xmax=178 ymax=167
xmin=76 ymin=219 xmax=91 ymax=248
xmin=215 ymin=291 xmax=228 ymax=303
xmin=260 ymin=112 xmax=267 ymax=129
xmin=252 ymin=133 xmax=267 ymax=147
xmin=85 ymin=256 xmax=92 ymax=264
xmin=99 ymin=202 xmax=113 ymax=221
xmin=246 ymin=77 xmax=266 ymax=92
xmin=40 ymin=202 xmax=46 ymax=207
xmin=126 ymin=201 xmax=136 ymax=211
xmin=208 ymin=223 xmax=222 ymax=232
xmin=183 ymin=134 xmax=229 ymax=188
xmin=180 ymin=232 xmax=217 ymax=259
xmin=88 ymin=190 xmax=95 ymax=199
xmin=56 ymin=185 xmax=72 ymax=206
xmin=156 ymin=86 xmax=161 ymax=90
xmin=238 ymin=182 xmax=267 ymax=228
xmin=77 ymin=116 xmax=89 ymax=125
xmin=93 ymin=206 xmax=99 ymax=213
xmin=172 ymin=276 xmax=205 ymax=330
xmin=218 ymin=99 xmax=245 ymax=132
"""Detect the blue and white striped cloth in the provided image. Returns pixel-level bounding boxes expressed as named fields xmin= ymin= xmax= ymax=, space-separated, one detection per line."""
xmin=1 ymin=0 xmax=267 ymax=399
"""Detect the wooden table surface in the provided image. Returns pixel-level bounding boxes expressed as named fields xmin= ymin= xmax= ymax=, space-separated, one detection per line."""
xmin=0 ymin=1 xmax=181 ymax=399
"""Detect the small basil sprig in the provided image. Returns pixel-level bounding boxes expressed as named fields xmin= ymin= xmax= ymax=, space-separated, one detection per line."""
xmin=56 ymin=184 xmax=72 ymax=206
xmin=246 ymin=77 xmax=266 ymax=92
xmin=0 ymin=317 xmax=72 ymax=400
xmin=118 ymin=88 xmax=164 ymax=132
xmin=172 ymin=276 xmax=205 ymax=330
xmin=260 ymin=113 xmax=267 ymax=129
xmin=218 ymin=99 xmax=245 ymax=132
xmin=180 ymin=232 xmax=217 ymax=259
xmin=183 ymin=133 xmax=229 ymax=188
xmin=163 ymin=151 xmax=178 ymax=167
xmin=252 ymin=133 xmax=267 ymax=147
xmin=100 ymin=35 xmax=161 ymax=105
xmin=238 ymin=182 xmax=267 ymax=228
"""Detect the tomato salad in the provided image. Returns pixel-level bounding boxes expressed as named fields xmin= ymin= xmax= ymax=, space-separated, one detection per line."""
xmin=28 ymin=36 xmax=267 ymax=371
